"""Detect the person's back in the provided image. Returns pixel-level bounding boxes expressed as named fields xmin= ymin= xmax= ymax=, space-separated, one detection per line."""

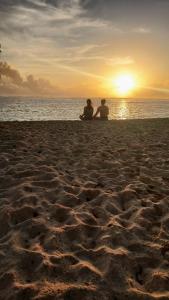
xmin=98 ymin=104 xmax=109 ymax=119
xmin=80 ymin=99 xmax=94 ymax=120
xmin=94 ymin=99 xmax=109 ymax=120
xmin=83 ymin=104 xmax=93 ymax=120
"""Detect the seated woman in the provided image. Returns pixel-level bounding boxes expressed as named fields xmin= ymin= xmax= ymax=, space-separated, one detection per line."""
xmin=80 ymin=99 xmax=94 ymax=121
xmin=94 ymin=99 xmax=109 ymax=120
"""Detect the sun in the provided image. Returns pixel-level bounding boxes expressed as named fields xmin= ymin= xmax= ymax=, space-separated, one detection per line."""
xmin=113 ymin=74 xmax=136 ymax=96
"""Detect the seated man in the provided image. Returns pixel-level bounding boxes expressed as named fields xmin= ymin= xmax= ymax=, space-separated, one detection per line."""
xmin=94 ymin=99 xmax=109 ymax=120
xmin=80 ymin=99 xmax=94 ymax=121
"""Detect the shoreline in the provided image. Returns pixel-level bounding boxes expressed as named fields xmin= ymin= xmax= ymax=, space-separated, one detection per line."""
xmin=1 ymin=117 xmax=169 ymax=123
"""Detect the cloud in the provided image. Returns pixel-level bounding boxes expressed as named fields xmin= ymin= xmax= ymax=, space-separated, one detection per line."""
xmin=0 ymin=0 xmax=168 ymax=99
xmin=135 ymin=88 xmax=169 ymax=99
xmin=0 ymin=62 xmax=23 ymax=85
xmin=0 ymin=0 xmax=158 ymax=40
xmin=132 ymin=27 xmax=151 ymax=34
xmin=0 ymin=62 xmax=60 ymax=96
xmin=108 ymin=57 xmax=135 ymax=66
xmin=80 ymin=0 xmax=169 ymax=34
xmin=1 ymin=0 xmax=169 ymax=28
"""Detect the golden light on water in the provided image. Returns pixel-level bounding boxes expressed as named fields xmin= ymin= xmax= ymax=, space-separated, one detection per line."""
xmin=118 ymin=100 xmax=129 ymax=119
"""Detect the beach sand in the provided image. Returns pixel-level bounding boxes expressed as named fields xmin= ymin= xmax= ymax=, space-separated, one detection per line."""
xmin=0 ymin=119 xmax=169 ymax=300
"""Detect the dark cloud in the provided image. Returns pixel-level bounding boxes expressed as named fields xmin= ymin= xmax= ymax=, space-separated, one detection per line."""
xmin=1 ymin=0 xmax=169 ymax=11
xmin=0 ymin=0 xmax=73 ymax=11
xmin=0 ymin=0 xmax=31 ymax=10
xmin=0 ymin=62 xmax=23 ymax=84
xmin=1 ymin=0 xmax=167 ymax=12
xmin=0 ymin=62 xmax=59 ymax=95
xmin=0 ymin=0 xmax=168 ymax=27
xmin=79 ymin=0 xmax=169 ymax=27
xmin=80 ymin=0 xmax=169 ymax=10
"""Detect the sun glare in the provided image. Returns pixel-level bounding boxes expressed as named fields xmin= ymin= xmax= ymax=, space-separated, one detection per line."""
xmin=113 ymin=74 xmax=136 ymax=96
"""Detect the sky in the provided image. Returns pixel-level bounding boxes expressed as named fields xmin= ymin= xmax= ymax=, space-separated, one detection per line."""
xmin=0 ymin=0 xmax=169 ymax=98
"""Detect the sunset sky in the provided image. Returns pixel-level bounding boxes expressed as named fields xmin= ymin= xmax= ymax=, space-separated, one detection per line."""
xmin=0 ymin=0 xmax=169 ymax=98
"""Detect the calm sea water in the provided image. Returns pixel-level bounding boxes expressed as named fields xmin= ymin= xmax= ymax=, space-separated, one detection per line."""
xmin=0 ymin=96 xmax=169 ymax=121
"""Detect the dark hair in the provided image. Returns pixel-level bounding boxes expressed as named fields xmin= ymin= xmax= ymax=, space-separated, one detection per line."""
xmin=87 ymin=99 xmax=92 ymax=105
xmin=101 ymin=99 xmax=106 ymax=105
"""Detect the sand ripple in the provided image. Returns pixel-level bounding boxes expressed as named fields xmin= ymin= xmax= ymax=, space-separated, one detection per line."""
xmin=0 ymin=120 xmax=169 ymax=299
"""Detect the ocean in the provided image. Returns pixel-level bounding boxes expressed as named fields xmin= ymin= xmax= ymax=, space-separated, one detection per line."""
xmin=0 ymin=97 xmax=169 ymax=121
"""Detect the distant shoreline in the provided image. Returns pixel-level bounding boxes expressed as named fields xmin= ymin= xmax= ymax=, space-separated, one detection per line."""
xmin=1 ymin=96 xmax=169 ymax=101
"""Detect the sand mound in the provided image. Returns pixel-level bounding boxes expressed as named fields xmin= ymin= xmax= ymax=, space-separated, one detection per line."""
xmin=0 ymin=120 xmax=169 ymax=300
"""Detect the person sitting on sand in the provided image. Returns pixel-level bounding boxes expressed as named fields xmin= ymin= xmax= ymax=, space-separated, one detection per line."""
xmin=94 ymin=99 xmax=109 ymax=120
xmin=80 ymin=99 xmax=94 ymax=121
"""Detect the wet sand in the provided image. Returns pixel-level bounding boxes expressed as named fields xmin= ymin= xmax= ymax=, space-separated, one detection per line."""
xmin=0 ymin=119 xmax=169 ymax=300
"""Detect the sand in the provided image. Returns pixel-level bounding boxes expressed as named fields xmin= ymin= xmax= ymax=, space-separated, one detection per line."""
xmin=0 ymin=119 xmax=169 ymax=300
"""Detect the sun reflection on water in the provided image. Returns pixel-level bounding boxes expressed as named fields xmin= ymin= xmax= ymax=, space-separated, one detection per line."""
xmin=118 ymin=100 xmax=129 ymax=119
